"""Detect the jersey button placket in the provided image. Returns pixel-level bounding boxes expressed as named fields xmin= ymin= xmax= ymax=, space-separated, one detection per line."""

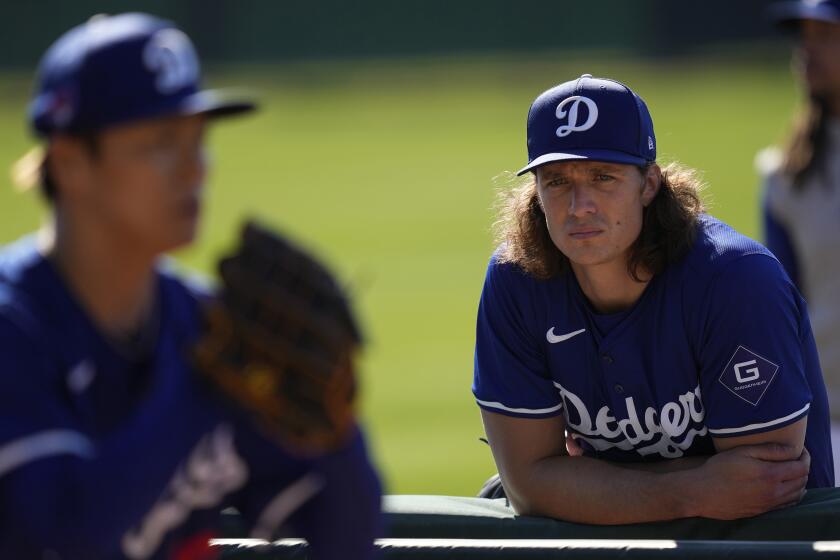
xmin=600 ymin=354 xmax=621 ymax=393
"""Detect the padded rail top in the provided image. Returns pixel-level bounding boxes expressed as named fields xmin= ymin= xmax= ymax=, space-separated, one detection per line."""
xmin=383 ymin=490 xmax=840 ymax=541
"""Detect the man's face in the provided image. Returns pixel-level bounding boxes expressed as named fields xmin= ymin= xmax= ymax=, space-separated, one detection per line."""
xmin=535 ymin=160 xmax=659 ymax=270
xmin=81 ymin=114 xmax=207 ymax=254
xmin=795 ymin=19 xmax=840 ymax=99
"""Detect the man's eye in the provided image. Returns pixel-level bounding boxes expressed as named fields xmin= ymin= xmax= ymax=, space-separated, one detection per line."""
xmin=546 ymin=178 xmax=566 ymax=187
xmin=595 ymin=174 xmax=614 ymax=182
xmin=135 ymin=138 xmax=174 ymax=155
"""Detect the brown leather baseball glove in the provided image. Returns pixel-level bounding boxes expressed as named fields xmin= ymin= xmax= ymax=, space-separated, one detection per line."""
xmin=193 ymin=221 xmax=361 ymax=454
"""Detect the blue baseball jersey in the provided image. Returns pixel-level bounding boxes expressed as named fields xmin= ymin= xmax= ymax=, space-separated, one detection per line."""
xmin=473 ymin=214 xmax=834 ymax=488
xmin=0 ymin=237 xmax=382 ymax=559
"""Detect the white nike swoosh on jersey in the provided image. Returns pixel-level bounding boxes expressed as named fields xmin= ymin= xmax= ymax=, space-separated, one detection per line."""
xmin=546 ymin=327 xmax=586 ymax=344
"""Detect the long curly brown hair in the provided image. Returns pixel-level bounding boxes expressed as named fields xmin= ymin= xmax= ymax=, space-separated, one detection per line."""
xmin=493 ymin=162 xmax=706 ymax=281
xmin=782 ymin=97 xmax=830 ymax=190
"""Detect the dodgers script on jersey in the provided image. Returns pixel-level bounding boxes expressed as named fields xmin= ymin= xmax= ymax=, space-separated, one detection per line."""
xmin=0 ymin=238 xmax=381 ymax=559
xmin=473 ymin=215 xmax=834 ymax=487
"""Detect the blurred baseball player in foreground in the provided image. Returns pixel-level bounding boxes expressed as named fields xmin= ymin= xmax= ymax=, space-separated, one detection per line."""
xmin=759 ymin=0 xmax=840 ymax=485
xmin=0 ymin=13 xmax=381 ymax=559
xmin=473 ymin=74 xmax=834 ymax=523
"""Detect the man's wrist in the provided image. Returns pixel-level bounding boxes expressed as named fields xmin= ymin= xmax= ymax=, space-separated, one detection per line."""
xmin=659 ymin=468 xmax=702 ymax=519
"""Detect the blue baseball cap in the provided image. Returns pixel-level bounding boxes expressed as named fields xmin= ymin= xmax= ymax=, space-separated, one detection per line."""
xmin=768 ymin=0 xmax=840 ymax=29
xmin=29 ymin=12 xmax=255 ymax=137
xmin=517 ymin=74 xmax=656 ymax=176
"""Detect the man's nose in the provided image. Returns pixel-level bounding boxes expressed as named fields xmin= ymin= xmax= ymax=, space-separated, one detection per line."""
xmin=568 ymin=182 xmax=596 ymax=217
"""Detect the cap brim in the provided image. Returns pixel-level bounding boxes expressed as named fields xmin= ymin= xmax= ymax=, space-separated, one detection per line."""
xmin=178 ymin=89 xmax=257 ymax=119
xmin=768 ymin=2 xmax=840 ymax=29
xmin=30 ymin=88 xmax=258 ymax=138
xmin=516 ymin=149 xmax=650 ymax=176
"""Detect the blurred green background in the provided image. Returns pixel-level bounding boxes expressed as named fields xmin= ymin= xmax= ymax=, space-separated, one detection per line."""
xmin=0 ymin=1 xmax=804 ymax=496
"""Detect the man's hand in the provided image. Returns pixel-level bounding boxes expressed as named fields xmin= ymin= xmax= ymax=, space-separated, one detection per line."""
xmin=685 ymin=443 xmax=810 ymax=520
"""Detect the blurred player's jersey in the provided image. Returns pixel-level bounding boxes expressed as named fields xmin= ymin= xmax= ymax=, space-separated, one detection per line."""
xmin=473 ymin=214 xmax=834 ymax=488
xmin=0 ymin=237 xmax=381 ymax=559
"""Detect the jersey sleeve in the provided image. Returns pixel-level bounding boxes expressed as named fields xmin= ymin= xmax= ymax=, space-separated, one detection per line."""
xmin=695 ymin=254 xmax=813 ymax=438
xmin=472 ymin=255 xmax=563 ymax=418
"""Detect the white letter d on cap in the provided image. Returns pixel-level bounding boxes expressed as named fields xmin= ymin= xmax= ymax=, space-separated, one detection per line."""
xmin=556 ymin=96 xmax=598 ymax=138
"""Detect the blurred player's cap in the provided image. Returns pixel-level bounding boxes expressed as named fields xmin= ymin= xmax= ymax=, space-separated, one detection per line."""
xmin=768 ymin=0 xmax=840 ymax=29
xmin=28 ymin=12 xmax=255 ymax=137
xmin=517 ymin=74 xmax=655 ymax=176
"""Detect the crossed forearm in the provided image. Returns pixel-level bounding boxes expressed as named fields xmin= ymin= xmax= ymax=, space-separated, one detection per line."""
xmin=504 ymin=444 xmax=808 ymax=524
xmin=504 ymin=454 xmax=694 ymax=524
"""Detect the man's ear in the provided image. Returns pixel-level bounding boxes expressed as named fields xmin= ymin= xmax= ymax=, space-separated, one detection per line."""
xmin=641 ymin=164 xmax=662 ymax=207
xmin=47 ymin=135 xmax=93 ymax=199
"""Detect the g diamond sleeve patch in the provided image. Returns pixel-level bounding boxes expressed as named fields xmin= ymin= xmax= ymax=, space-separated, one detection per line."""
xmin=718 ymin=346 xmax=780 ymax=406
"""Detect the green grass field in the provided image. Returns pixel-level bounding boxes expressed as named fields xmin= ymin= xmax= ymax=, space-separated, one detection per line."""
xmin=0 ymin=50 xmax=803 ymax=496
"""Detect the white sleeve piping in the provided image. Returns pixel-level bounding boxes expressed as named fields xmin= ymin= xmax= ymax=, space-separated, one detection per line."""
xmin=708 ymin=403 xmax=810 ymax=436
xmin=475 ymin=399 xmax=563 ymax=415
xmin=0 ymin=429 xmax=94 ymax=478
